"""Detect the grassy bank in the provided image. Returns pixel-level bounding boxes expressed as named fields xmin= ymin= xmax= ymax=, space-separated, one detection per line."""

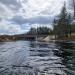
xmin=56 ymin=33 xmax=75 ymax=41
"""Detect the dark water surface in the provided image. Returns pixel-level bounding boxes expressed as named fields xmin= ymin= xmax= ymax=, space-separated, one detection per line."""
xmin=0 ymin=41 xmax=75 ymax=75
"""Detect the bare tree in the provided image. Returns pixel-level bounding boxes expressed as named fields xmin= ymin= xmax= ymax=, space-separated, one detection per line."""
xmin=69 ymin=0 xmax=75 ymax=17
xmin=73 ymin=0 xmax=75 ymax=17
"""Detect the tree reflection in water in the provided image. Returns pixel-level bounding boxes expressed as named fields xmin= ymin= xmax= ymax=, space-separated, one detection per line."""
xmin=55 ymin=41 xmax=75 ymax=75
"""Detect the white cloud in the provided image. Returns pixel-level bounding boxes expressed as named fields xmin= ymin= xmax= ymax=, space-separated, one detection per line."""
xmin=31 ymin=23 xmax=52 ymax=29
xmin=0 ymin=3 xmax=15 ymax=19
xmin=0 ymin=0 xmax=68 ymax=20
xmin=0 ymin=20 xmax=26 ymax=35
xmin=18 ymin=0 xmax=67 ymax=18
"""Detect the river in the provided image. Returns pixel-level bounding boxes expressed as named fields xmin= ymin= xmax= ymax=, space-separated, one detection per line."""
xmin=0 ymin=41 xmax=75 ymax=75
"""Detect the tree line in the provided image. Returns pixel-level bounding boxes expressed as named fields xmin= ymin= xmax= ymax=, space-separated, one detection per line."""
xmin=26 ymin=27 xmax=53 ymax=35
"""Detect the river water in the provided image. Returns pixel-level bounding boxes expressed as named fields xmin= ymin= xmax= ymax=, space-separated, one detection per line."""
xmin=0 ymin=41 xmax=75 ymax=75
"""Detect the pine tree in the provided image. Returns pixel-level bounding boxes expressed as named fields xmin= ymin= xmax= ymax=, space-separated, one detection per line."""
xmin=57 ymin=3 xmax=68 ymax=37
xmin=54 ymin=2 xmax=71 ymax=38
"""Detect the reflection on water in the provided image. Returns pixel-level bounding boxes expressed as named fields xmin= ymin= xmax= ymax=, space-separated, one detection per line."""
xmin=55 ymin=42 xmax=75 ymax=75
xmin=0 ymin=41 xmax=75 ymax=75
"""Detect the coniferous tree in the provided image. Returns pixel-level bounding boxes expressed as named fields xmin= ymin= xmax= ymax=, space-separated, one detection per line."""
xmin=53 ymin=2 xmax=71 ymax=38
xmin=57 ymin=3 xmax=68 ymax=37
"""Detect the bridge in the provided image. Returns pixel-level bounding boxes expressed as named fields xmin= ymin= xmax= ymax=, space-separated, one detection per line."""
xmin=20 ymin=35 xmax=48 ymax=40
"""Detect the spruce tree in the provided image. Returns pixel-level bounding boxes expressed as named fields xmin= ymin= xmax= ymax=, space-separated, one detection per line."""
xmin=56 ymin=3 xmax=69 ymax=38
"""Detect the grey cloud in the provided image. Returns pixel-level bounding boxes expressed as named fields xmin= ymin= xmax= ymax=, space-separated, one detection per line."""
xmin=0 ymin=0 xmax=22 ymax=10
xmin=10 ymin=16 xmax=54 ymax=25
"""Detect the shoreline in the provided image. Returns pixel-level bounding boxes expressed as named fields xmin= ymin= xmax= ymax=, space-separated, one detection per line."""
xmin=0 ymin=35 xmax=75 ymax=42
xmin=37 ymin=35 xmax=75 ymax=42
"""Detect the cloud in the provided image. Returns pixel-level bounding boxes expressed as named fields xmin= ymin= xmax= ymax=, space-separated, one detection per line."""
xmin=0 ymin=3 xmax=14 ymax=19
xmin=10 ymin=15 xmax=54 ymax=25
xmin=0 ymin=20 xmax=26 ymax=35
xmin=31 ymin=24 xmax=53 ymax=29
xmin=0 ymin=0 xmax=22 ymax=10
xmin=0 ymin=0 xmax=68 ymax=20
xmin=18 ymin=0 xmax=67 ymax=18
xmin=0 ymin=0 xmax=68 ymax=34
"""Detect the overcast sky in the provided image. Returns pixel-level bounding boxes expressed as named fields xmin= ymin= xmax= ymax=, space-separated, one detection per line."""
xmin=0 ymin=0 xmax=69 ymax=35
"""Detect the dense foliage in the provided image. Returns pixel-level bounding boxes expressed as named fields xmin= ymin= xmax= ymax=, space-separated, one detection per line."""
xmin=27 ymin=27 xmax=53 ymax=35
